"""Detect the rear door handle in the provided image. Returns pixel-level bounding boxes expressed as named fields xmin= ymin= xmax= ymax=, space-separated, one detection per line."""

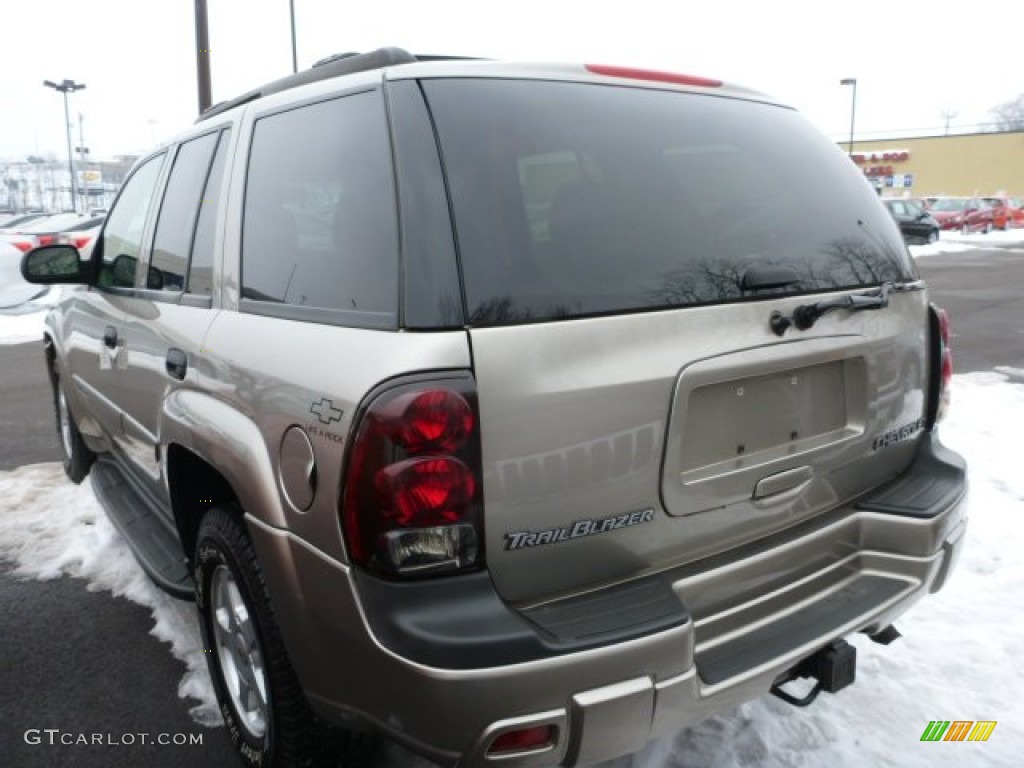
xmin=103 ymin=326 xmax=118 ymax=349
xmin=165 ymin=348 xmax=187 ymax=381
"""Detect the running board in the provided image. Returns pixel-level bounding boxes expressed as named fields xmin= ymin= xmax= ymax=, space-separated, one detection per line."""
xmin=91 ymin=458 xmax=194 ymax=600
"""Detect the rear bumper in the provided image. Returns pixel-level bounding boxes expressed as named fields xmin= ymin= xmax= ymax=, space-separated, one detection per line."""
xmin=247 ymin=431 xmax=966 ymax=767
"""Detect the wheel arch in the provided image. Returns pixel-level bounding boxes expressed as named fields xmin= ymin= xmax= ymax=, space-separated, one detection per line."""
xmin=161 ymin=389 xmax=290 ymax=563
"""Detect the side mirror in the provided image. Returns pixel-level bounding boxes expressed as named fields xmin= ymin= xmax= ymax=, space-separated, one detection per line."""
xmin=20 ymin=244 xmax=86 ymax=284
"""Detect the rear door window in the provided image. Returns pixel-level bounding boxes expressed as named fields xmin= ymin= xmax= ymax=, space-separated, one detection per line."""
xmin=150 ymin=131 xmax=221 ymax=292
xmin=423 ymin=79 xmax=915 ymax=326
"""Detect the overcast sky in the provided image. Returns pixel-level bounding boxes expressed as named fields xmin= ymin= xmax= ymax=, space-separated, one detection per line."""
xmin=2 ymin=0 xmax=1021 ymax=161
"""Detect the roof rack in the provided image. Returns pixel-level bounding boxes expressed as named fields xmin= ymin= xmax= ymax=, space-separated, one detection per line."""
xmin=196 ymin=46 xmax=417 ymax=123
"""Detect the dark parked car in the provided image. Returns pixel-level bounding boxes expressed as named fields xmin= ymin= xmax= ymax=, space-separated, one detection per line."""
xmin=928 ymin=197 xmax=994 ymax=234
xmin=883 ymin=199 xmax=939 ymax=244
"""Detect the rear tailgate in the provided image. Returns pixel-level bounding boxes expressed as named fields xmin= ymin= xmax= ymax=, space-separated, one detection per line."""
xmin=419 ymin=74 xmax=926 ymax=605
xmin=472 ymin=291 xmax=928 ymax=604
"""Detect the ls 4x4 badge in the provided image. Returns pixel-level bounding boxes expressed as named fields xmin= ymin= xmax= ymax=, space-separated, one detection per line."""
xmin=504 ymin=509 xmax=655 ymax=551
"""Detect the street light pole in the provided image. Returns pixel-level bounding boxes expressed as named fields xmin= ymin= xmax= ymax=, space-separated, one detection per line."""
xmin=840 ymin=78 xmax=857 ymax=158
xmin=43 ymin=78 xmax=86 ymax=212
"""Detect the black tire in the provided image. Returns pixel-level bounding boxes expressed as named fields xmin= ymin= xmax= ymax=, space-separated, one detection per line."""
xmin=195 ymin=506 xmax=368 ymax=768
xmin=52 ymin=363 xmax=95 ymax=483
xmin=984 ymin=222 xmax=993 ymax=234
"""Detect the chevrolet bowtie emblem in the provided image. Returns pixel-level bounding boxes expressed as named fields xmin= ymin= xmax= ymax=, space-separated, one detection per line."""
xmin=310 ymin=398 xmax=343 ymax=425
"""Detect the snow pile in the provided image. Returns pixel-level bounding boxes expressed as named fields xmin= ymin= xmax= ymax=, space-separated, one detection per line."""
xmin=0 ymin=465 xmax=222 ymax=727
xmin=940 ymin=229 xmax=1024 ymax=246
xmin=909 ymin=228 xmax=1024 ymax=259
xmin=0 ymin=287 xmax=64 ymax=345
xmin=0 ymin=309 xmax=49 ymax=345
xmin=0 ymin=374 xmax=1021 ymax=766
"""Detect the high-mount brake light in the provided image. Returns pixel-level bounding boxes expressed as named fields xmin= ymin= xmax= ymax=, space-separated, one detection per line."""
xmin=585 ymin=63 xmax=722 ymax=88
xmin=342 ymin=376 xmax=484 ymax=577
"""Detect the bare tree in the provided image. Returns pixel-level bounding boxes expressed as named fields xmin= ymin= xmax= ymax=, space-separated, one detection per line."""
xmin=989 ymin=94 xmax=1024 ymax=132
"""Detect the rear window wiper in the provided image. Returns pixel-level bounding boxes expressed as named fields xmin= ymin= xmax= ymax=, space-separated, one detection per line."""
xmin=770 ymin=282 xmax=891 ymax=336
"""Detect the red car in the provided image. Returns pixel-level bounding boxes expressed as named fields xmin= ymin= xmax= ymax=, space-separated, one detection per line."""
xmin=928 ymin=197 xmax=995 ymax=234
xmin=983 ymin=196 xmax=1024 ymax=230
xmin=1 ymin=213 xmax=104 ymax=253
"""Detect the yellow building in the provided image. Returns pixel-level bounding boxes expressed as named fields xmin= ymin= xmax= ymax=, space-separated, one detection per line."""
xmin=839 ymin=131 xmax=1024 ymax=198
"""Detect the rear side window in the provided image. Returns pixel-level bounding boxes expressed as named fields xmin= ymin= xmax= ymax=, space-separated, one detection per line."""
xmin=189 ymin=129 xmax=232 ymax=296
xmin=150 ymin=131 xmax=220 ymax=291
xmin=423 ymin=79 xmax=915 ymax=326
xmin=241 ymin=91 xmax=398 ymax=328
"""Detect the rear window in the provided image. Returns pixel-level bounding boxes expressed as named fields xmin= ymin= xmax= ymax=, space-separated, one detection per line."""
xmin=423 ymin=79 xmax=915 ymax=326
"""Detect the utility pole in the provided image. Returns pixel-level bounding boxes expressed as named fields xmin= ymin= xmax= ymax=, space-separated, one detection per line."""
xmin=940 ymin=107 xmax=959 ymax=136
xmin=77 ymin=113 xmax=89 ymax=204
xmin=840 ymin=78 xmax=857 ymax=158
xmin=289 ymin=0 xmax=298 ymax=73
xmin=194 ymin=0 xmax=213 ymax=113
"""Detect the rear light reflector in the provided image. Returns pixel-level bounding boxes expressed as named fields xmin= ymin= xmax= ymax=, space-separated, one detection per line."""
xmin=488 ymin=725 xmax=556 ymax=755
xmin=342 ymin=375 xmax=484 ymax=577
xmin=586 ymin=63 xmax=722 ymax=88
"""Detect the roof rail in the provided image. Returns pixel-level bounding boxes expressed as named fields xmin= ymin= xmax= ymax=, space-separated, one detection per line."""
xmin=196 ymin=46 xmax=417 ymax=123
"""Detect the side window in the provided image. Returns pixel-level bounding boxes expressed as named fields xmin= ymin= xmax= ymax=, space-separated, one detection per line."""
xmin=188 ymin=129 xmax=232 ymax=296
xmin=241 ymin=91 xmax=398 ymax=327
xmin=150 ymin=131 xmax=220 ymax=292
xmin=98 ymin=154 xmax=165 ymax=289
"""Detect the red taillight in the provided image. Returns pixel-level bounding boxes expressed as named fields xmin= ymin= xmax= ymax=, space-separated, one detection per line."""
xmin=374 ymin=457 xmax=475 ymax=526
xmin=488 ymin=725 xmax=556 ymax=755
xmin=11 ymin=241 xmax=34 ymax=253
xmin=378 ymin=389 xmax=474 ymax=453
xmin=342 ymin=377 xmax=484 ymax=577
xmin=36 ymin=234 xmax=56 ymax=246
xmin=585 ymin=63 xmax=722 ymax=88
xmin=71 ymin=236 xmax=93 ymax=250
xmin=936 ymin=307 xmax=953 ymax=422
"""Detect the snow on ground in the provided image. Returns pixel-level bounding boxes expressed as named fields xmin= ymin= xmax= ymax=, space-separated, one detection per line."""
xmin=910 ymin=229 xmax=1024 ymax=259
xmin=0 ymin=373 xmax=1021 ymax=766
xmin=0 ymin=287 xmax=63 ymax=345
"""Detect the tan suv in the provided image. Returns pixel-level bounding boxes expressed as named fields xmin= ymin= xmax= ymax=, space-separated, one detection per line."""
xmin=21 ymin=48 xmax=967 ymax=768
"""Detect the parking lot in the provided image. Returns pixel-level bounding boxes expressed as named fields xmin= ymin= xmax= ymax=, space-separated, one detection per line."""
xmin=1 ymin=237 xmax=1022 ymax=767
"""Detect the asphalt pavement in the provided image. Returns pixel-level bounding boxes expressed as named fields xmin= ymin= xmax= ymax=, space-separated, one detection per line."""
xmin=1 ymin=242 xmax=1021 ymax=768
